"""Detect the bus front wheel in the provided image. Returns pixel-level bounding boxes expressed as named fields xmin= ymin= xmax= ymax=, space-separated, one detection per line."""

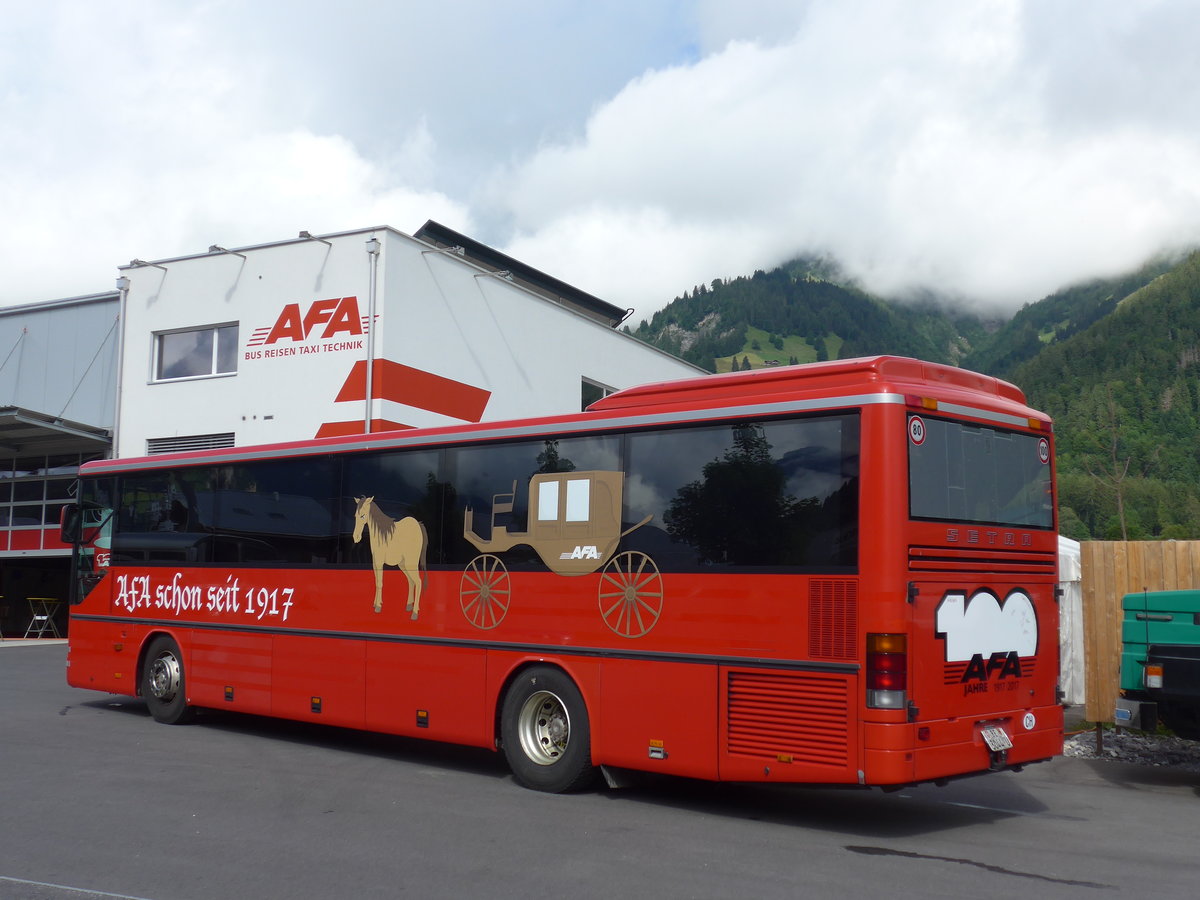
xmin=141 ymin=635 xmax=195 ymax=725
xmin=500 ymin=666 xmax=597 ymax=793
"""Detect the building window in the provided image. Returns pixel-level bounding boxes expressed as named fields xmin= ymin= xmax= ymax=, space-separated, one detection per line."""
xmin=581 ymin=377 xmax=615 ymax=410
xmin=0 ymin=453 xmax=102 ymax=529
xmin=154 ymin=323 xmax=239 ymax=381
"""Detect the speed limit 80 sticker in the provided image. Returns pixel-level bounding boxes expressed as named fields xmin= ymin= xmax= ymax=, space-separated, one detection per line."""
xmin=909 ymin=415 xmax=926 ymax=445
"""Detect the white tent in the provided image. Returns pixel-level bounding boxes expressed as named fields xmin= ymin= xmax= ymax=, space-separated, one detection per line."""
xmin=1058 ymin=535 xmax=1085 ymax=707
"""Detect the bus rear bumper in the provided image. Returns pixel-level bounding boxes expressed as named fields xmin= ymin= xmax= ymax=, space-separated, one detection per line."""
xmin=862 ymin=704 xmax=1064 ymax=785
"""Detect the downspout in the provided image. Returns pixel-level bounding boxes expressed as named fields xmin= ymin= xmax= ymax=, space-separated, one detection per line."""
xmin=364 ymin=236 xmax=381 ymax=434
xmin=113 ymin=274 xmax=130 ymax=458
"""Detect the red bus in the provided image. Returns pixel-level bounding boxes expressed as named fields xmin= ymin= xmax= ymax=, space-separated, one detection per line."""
xmin=61 ymin=356 xmax=1061 ymax=792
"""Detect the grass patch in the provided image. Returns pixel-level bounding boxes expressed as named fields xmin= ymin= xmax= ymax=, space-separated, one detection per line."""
xmin=716 ymin=326 xmax=844 ymax=372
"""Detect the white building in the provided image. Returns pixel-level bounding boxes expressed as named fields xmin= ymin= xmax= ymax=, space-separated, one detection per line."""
xmin=117 ymin=221 xmax=700 ymax=456
xmin=0 ymin=221 xmax=701 ymax=636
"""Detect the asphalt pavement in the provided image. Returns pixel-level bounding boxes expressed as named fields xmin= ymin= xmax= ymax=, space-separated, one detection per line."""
xmin=3 ymin=641 xmax=1198 ymax=900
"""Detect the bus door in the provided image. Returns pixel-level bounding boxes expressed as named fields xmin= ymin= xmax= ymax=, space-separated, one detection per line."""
xmin=908 ymin=570 xmax=1057 ymax=748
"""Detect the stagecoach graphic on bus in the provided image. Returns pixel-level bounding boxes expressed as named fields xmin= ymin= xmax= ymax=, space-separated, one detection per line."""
xmin=460 ymin=470 xmax=662 ymax=637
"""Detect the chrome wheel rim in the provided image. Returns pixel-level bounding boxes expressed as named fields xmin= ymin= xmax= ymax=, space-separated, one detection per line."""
xmin=517 ymin=690 xmax=570 ymax=766
xmin=147 ymin=651 xmax=182 ymax=701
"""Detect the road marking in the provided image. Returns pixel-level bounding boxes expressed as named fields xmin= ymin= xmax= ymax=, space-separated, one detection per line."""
xmin=896 ymin=794 xmax=1085 ymax=821
xmin=0 ymin=875 xmax=159 ymax=900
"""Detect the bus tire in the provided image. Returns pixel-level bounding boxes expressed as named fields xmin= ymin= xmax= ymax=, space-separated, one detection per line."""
xmin=500 ymin=666 xmax=597 ymax=793
xmin=141 ymin=635 xmax=195 ymax=725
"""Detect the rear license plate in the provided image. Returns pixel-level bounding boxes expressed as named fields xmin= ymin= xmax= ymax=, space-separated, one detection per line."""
xmin=981 ymin=726 xmax=1013 ymax=752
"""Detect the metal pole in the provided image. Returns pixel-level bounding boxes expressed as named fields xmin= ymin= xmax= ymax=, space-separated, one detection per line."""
xmin=112 ymin=275 xmax=130 ymax=458
xmin=364 ymin=236 xmax=381 ymax=434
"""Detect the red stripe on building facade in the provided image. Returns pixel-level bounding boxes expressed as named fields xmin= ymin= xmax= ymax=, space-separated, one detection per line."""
xmin=333 ymin=360 xmax=491 ymax=423
xmin=315 ymin=419 xmax=413 ymax=439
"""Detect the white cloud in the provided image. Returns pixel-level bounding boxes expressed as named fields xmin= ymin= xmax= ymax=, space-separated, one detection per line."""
xmin=0 ymin=1 xmax=470 ymax=304
xmin=691 ymin=0 xmax=814 ymax=51
xmin=4 ymin=0 xmax=1200 ymax=320
xmin=496 ymin=0 xmax=1200 ymax=318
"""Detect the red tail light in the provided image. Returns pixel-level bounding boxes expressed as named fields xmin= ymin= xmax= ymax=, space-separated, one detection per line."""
xmin=867 ymin=633 xmax=907 ymax=709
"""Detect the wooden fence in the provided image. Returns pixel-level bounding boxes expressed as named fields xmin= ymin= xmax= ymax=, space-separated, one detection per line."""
xmin=1079 ymin=540 xmax=1200 ymax=722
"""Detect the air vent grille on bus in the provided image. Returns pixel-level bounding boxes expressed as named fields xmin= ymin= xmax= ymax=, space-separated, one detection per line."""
xmin=907 ymin=546 xmax=1056 ymax=574
xmin=809 ymin=579 xmax=858 ymax=660
xmin=727 ymin=671 xmax=850 ymax=767
xmin=147 ymin=433 xmax=236 ymax=454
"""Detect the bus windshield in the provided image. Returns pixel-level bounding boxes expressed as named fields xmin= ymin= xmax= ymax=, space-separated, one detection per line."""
xmin=908 ymin=415 xmax=1053 ymax=529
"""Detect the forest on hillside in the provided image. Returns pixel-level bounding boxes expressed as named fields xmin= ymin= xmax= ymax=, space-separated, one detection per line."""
xmin=630 ymin=251 xmax=1200 ymax=540
xmin=1013 ymin=253 xmax=1200 ymax=540
xmin=631 ymin=262 xmax=988 ymax=371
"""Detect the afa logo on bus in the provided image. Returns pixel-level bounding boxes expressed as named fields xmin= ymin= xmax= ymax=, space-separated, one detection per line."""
xmin=935 ymin=588 xmax=1038 ymax=686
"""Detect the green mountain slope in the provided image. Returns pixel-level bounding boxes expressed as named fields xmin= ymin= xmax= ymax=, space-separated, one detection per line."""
xmin=629 ymin=264 xmax=990 ymax=371
xmin=631 ymin=249 xmax=1200 ymax=540
xmin=1013 ymin=251 xmax=1200 ymax=539
xmin=961 ymin=257 xmax=1177 ymax=380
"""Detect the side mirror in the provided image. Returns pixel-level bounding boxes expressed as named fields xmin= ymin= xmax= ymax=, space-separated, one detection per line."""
xmin=60 ymin=504 xmax=83 ymax=544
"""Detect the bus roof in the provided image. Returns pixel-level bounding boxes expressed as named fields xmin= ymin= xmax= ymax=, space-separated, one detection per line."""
xmin=589 ymin=355 xmax=1029 ymax=412
xmin=82 ymin=356 xmax=1041 ymax=475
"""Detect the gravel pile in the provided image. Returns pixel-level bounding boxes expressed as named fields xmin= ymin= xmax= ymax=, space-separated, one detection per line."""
xmin=1063 ymin=727 xmax=1200 ymax=773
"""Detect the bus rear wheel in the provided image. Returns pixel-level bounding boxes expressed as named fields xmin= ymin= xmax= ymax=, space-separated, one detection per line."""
xmin=500 ymin=666 xmax=596 ymax=792
xmin=141 ymin=635 xmax=195 ymax=725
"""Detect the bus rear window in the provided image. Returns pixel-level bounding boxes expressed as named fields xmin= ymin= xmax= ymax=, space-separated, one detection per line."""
xmin=908 ymin=416 xmax=1052 ymax=529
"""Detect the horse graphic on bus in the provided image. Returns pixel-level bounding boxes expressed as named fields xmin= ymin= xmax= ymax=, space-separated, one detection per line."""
xmin=461 ymin=470 xmax=662 ymax=637
xmin=352 ymin=496 xmax=428 ymax=619
xmin=352 ymin=472 xmax=661 ymax=636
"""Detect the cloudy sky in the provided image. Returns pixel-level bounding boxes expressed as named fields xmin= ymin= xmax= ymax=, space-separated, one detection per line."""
xmin=4 ymin=0 xmax=1200 ymax=319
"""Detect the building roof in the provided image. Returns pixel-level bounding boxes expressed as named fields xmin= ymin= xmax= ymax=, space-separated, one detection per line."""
xmin=114 ymin=222 xmax=633 ymax=329
xmin=0 ymin=291 xmax=119 ymax=318
xmin=0 ymin=407 xmax=110 ymax=457
xmin=413 ymin=220 xmax=631 ymax=328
